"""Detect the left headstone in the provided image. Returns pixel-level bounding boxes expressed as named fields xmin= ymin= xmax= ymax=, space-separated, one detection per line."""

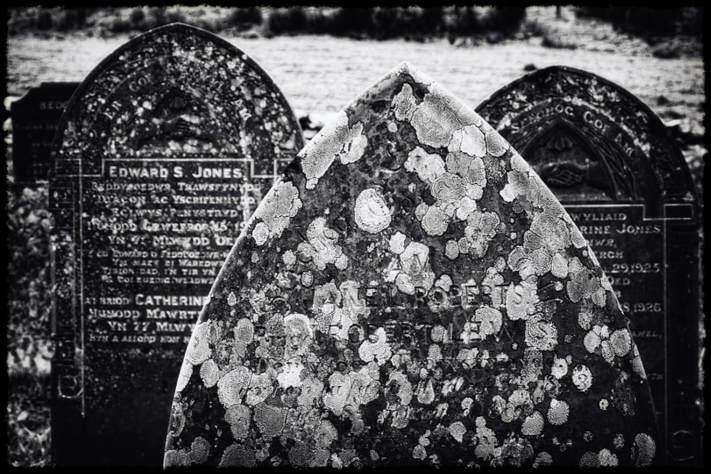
xmin=49 ymin=23 xmax=303 ymax=465
xmin=10 ymin=82 xmax=79 ymax=183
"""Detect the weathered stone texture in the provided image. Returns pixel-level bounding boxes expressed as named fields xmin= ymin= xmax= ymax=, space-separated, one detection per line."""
xmin=165 ymin=63 xmax=657 ymax=467
xmin=50 ymin=23 xmax=302 ymax=465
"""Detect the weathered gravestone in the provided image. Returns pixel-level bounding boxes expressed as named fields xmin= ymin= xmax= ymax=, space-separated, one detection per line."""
xmin=10 ymin=82 xmax=79 ymax=183
xmin=49 ymin=23 xmax=303 ymax=465
xmin=476 ymin=66 xmax=700 ymax=466
xmin=164 ymin=63 xmax=658 ymax=467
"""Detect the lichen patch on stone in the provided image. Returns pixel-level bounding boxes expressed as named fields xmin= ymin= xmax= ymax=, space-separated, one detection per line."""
xmin=165 ymin=62 xmax=658 ymax=468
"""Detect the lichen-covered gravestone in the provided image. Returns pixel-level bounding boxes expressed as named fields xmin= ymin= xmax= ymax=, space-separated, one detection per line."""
xmin=476 ymin=66 xmax=700 ymax=466
xmin=49 ymin=24 xmax=303 ymax=465
xmin=164 ymin=63 xmax=658 ymax=467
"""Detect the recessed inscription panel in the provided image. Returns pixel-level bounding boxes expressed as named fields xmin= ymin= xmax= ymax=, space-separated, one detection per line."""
xmin=81 ymin=158 xmax=267 ymax=348
xmin=49 ymin=24 xmax=303 ymax=465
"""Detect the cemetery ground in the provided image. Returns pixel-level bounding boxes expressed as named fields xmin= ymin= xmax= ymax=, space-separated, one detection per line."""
xmin=5 ymin=22 xmax=705 ymax=466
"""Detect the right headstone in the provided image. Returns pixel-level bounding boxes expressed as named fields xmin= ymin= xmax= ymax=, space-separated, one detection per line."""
xmin=476 ymin=65 xmax=701 ymax=466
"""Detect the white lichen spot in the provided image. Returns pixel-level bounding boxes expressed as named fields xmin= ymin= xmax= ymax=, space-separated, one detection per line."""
xmin=485 ymin=129 xmax=509 ymax=157
xmin=412 ymin=444 xmax=427 ymax=460
xmin=392 ymin=83 xmax=418 ymax=121
xmin=609 ymin=328 xmax=632 ymax=357
xmin=297 ymin=376 xmax=324 ymax=407
xmin=505 ymin=281 xmax=539 ymax=321
xmin=420 ymin=205 xmax=449 ymax=236
xmin=417 ymin=378 xmax=436 ymax=405
xmin=217 ymin=366 xmax=252 ymax=407
xmin=323 ymin=371 xmax=352 ymax=416
xmin=389 ymin=231 xmax=407 ymax=254
xmin=234 ymin=318 xmax=254 ymax=344
xmin=354 ymin=188 xmax=392 ymax=234
xmin=525 ymin=316 xmax=558 ymax=351
xmin=190 ymin=437 xmax=210 ymax=464
xmin=572 ymin=364 xmax=593 ymax=392
xmin=301 ymin=271 xmax=314 ymax=287
xmin=445 ymin=240 xmax=460 ymax=260
xmin=521 ymin=410 xmax=544 ymax=436
xmin=175 ymin=358 xmax=193 ymax=393
xmin=300 ymin=111 xmax=367 ymax=189
xmin=598 ymin=449 xmax=618 ymax=467
xmin=199 ymin=359 xmax=220 ymax=388
xmin=461 ymin=210 xmax=500 ymax=258
xmin=448 ymin=421 xmax=467 ymax=443
xmin=297 ymin=217 xmax=348 ymax=270
xmin=385 ymin=241 xmax=435 ymax=295
xmin=449 ymin=125 xmax=486 ymax=157
xmin=551 ymin=253 xmax=569 ymax=278
xmin=474 ymin=306 xmax=503 ymax=338
xmin=253 ymin=403 xmax=285 ymax=438
xmin=252 ymin=221 xmax=269 ymax=246
xmin=277 ymin=360 xmax=305 ymax=388
xmin=253 ymin=181 xmax=302 ymax=238
xmin=551 ymin=357 xmax=568 ymax=379
xmin=410 ymin=87 xmax=475 ymax=149
xmin=282 ymin=250 xmax=296 ymax=267
xmin=358 ymin=327 xmax=392 ymax=365
xmin=283 ymin=313 xmax=313 ymax=359
xmin=404 ymin=146 xmax=446 ymax=185
xmin=631 ymin=433 xmax=656 ymax=467
xmin=338 ymin=122 xmax=368 ymax=165
xmin=224 ymin=404 xmax=251 ymax=440
xmin=387 ymin=370 xmax=413 ymax=406
xmin=185 ymin=321 xmax=211 ymax=365
xmin=227 ymin=291 xmax=237 ymax=307
xmin=547 ymin=399 xmax=569 ymax=425
xmin=311 ymin=280 xmax=367 ymax=340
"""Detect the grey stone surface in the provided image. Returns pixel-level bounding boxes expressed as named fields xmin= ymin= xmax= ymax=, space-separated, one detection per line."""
xmin=164 ymin=63 xmax=658 ymax=467
xmin=49 ymin=23 xmax=303 ymax=465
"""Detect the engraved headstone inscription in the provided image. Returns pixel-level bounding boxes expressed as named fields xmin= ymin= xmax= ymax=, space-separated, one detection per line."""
xmin=10 ymin=82 xmax=79 ymax=183
xmin=476 ymin=65 xmax=700 ymax=466
xmin=164 ymin=63 xmax=658 ymax=468
xmin=49 ymin=23 xmax=303 ymax=465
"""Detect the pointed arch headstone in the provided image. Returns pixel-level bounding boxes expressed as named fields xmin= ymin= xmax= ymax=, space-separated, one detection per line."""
xmin=476 ymin=66 xmax=700 ymax=465
xmin=49 ymin=23 xmax=303 ymax=465
xmin=164 ymin=63 xmax=658 ymax=467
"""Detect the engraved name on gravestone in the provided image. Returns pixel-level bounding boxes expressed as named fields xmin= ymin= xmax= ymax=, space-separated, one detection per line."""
xmin=10 ymin=82 xmax=78 ymax=182
xmin=164 ymin=63 xmax=658 ymax=468
xmin=49 ymin=23 xmax=303 ymax=465
xmin=476 ymin=66 xmax=700 ymax=466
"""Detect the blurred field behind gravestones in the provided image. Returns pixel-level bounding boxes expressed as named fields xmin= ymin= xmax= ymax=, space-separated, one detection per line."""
xmin=4 ymin=6 xmax=704 ymax=466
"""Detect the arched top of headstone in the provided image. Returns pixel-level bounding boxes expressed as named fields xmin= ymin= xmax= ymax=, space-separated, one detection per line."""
xmin=165 ymin=62 xmax=657 ymax=467
xmin=48 ymin=23 xmax=304 ymax=465
xmin=476 ymin=65 xmax=695 ymax=215
xmin=52 ymin=22 xmax=303 ymax=177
